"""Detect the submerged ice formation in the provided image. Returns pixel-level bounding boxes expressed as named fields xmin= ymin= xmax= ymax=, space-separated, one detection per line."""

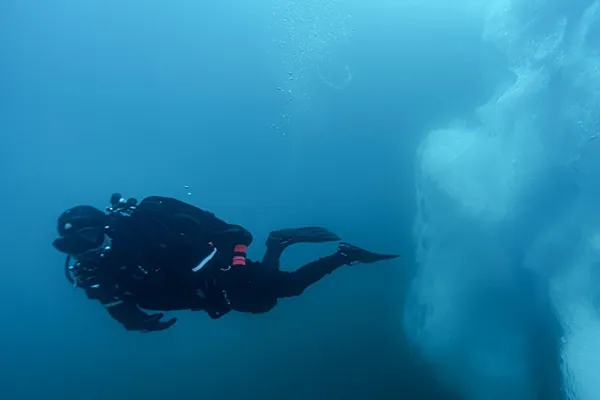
xmin=405 ymin=0 xmax=600 ymax=399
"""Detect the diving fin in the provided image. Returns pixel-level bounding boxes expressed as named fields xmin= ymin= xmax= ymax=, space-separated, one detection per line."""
xmin=267 ymin=226 xmax=341 ymax=248
xmin=338 ymin=242 xmax=400 ymax=265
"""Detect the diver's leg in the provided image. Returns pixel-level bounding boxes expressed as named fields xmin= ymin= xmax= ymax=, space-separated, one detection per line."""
xmin=266 ymin=227 xmax=340 ymax=248
xmin=272 ymin=243 xmax=399 ymax=298
xmin=272 ymin=253 xmax=347 ymax=298
xmin=336 ymin=242 xmax=399 ymax=264
xmin=261 ymin=245 xmax=284 ymax=270
xmin=261 ymin=227 xmax=341 ymax=270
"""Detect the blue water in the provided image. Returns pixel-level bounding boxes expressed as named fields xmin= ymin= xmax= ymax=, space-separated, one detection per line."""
xmin=2 ymin=1 xmax=600 ymax=399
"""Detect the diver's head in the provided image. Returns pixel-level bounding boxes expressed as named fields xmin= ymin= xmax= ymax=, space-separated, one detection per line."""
xmin=52 ymin=205 xmax=110 ymax=257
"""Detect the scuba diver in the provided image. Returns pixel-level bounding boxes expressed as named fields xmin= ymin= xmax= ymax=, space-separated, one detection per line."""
xmin=52 ymin=193 xmax=399 ymax=332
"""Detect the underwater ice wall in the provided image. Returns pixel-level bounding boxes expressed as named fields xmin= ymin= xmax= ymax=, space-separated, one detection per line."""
xmin=405 ymin=0 xmax=600 ymax=399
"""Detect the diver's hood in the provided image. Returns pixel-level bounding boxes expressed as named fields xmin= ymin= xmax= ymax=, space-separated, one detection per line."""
xmin=53 ymin=205 xmax=109 ymax=255
xmin=53 ymin=227 xmax=106 ymax=255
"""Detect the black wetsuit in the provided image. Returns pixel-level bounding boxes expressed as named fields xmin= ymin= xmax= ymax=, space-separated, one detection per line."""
xmin=70 ymin=196 xmax=349 ymax=332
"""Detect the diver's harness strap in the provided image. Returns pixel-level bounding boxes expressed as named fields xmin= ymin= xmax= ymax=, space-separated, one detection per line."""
xmin=190 ymin=242 xmax=237 ymax=317
xmin=190 ymin=241 xmax=248 ymax=318
xmin=192 ymin=245 xmax=217 ymax=272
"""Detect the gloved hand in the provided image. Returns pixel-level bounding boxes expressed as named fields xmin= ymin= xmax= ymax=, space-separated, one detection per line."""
xmin=105 ymin=301 xmax=177 ymax=333
xmin=138 ymin=313 xmax=177 ymax=333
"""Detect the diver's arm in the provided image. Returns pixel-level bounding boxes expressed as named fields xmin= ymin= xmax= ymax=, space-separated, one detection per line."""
xmin=101 ymin=299 xmax=177 ymax=332
xmin=84 ymin=287 xmax=176 ymax=332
